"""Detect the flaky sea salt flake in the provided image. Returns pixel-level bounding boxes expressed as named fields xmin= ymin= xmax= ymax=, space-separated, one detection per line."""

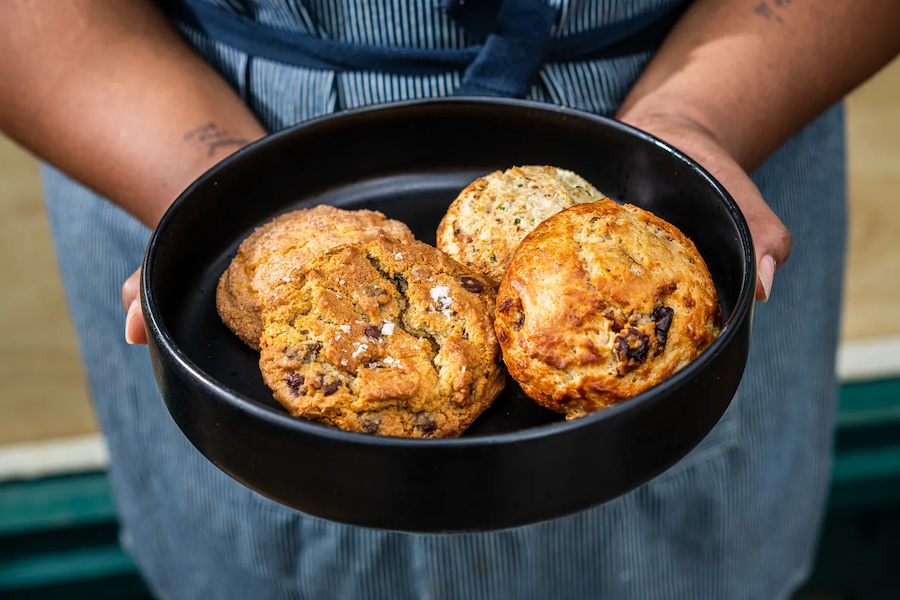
xmin=430 ymin=286 xmax=454 ymax=310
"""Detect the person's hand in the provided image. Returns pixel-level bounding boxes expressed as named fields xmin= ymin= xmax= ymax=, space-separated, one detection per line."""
xmin=122 ymin=267 xmax=147 ymax=345
xmin=619 ymin=114 xmax=789 ymax=302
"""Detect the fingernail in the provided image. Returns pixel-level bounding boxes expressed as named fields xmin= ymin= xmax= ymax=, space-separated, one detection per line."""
xmin=125 ymin=299 xmax=139 ymax=345
xmin=759 ymin=255 xmax=776 ymax=302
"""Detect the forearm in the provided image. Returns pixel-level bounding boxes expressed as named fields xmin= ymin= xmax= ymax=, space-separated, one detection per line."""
xmin=617 ymin=0 xmax=900 ymax=172
xmin=0 ymin=0 xmax=266 ymax=228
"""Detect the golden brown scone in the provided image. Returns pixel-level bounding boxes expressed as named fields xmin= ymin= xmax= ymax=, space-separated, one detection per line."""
xmin=436 ymin=166 xmax=605 ymax=287
xmin=216 ymin=205 xmax=415 ymax=349
xmin=495 ymin=200 xmax=721 ymax=419
xmin=258 ymin=237 xmax=504 ymax=438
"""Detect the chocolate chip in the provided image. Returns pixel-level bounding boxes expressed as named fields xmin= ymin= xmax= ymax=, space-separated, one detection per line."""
xmin=416 ymin=415 xmax=438 ymax=436
xmin=362 ymin=418 xmax=380 ymax=434
xmin=614 ymin=328 xmax=650 ymax=371
xmin=652 ymin=307 xmax=673 ymax=321
xmin=302 ymin=342 xmax=322 ymax=363
xmin=284 ymin=373 xmax=305 ymax=396
xmin=684 ymin=296 xmax=695 ymax=308
xmin=516 ymin=311 xmax=525 ymax=328
xmin=459 ymin=276 xmax=484 ymax=293
xmin=392 ymin=273 xmax=408 ymax=294
xmin=365 ymin=325 xmax=382 ymax=339
xmin=497 ymin=329 xmax=508 ymax=344
xmin=651 ymin=307 xmax=674 ymax=349
xmin=322 ymin=380 xmax=340 ymax=396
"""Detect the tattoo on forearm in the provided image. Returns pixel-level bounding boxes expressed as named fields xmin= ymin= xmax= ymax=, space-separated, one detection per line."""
xmin=183 ymin=122 xmax=251 ymax=157
xmin=753 ymin=0 xmax=791 ymax=24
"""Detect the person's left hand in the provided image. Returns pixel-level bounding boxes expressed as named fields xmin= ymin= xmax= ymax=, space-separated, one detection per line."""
xmin=618 ymin=114 xmax=789 ymax=302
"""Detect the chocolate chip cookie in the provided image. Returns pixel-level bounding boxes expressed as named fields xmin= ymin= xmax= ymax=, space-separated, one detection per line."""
xmin=436 ymin=165 xmax=604 ymax=287
xmin=216 ymin=204 xmax=415 ymax=349
xmin=495 ymin=200 xmax=721 ymax=419
xmin=258 ymin=237 xmax=504 ymax=438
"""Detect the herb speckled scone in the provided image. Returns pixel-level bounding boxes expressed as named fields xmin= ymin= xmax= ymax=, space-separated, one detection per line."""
xmin=436 ymin=166 xmax=605 ymax=287
xmin=258 ymin=237 xmax=504 ymax=438
xmin=495 ymin=200 xmax=721 ymax=419
xmin=216 ymin=204 xmax=415 ymax=350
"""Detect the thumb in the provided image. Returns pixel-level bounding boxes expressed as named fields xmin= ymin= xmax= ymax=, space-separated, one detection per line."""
xmin=748 ymin=214 xmax=791 ymax=302
xmin=121 ymin=268 xmax=149 ymax=345
xmin=757 ymin=254 xmax=777 ymax=303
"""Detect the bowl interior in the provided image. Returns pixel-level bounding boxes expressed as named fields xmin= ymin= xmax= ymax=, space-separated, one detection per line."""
xmin=147 ymin=99 xmax=752 ymax=438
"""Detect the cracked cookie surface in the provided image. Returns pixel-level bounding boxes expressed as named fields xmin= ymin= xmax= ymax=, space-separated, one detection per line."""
xmin=216 ymin=204 xmax=415 ymax=350
xmin=436 ymin=166 xmax=605 ymax=287
xmin=258 ymin=237 xmax=504 ymax=438
xmin=495 ymin=200 xmax=721 ymax=419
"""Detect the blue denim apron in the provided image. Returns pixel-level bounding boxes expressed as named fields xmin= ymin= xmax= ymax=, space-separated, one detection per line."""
xmin=40 ymin=1 xmax=846 ymax=598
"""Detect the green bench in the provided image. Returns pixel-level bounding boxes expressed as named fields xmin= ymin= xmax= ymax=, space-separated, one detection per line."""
xmin=2 ymin=378 xmax=899 ymax=599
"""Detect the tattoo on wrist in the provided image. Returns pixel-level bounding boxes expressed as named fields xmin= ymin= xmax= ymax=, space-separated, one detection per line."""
xmin=753 ymin=0 xmax=792 ymax=24
xmin=183 ymin=122 xmax=251 ymax=157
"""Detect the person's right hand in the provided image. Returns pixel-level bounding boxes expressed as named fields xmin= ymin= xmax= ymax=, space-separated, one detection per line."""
xmin=122 ymin=267 xmax=148 ymax=345
xmin=616 ymin=114 xmax=790 ymax=301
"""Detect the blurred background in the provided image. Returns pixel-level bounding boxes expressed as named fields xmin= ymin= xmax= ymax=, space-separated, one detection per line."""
xmin=1 ymin=58 xmax=898 ymax=598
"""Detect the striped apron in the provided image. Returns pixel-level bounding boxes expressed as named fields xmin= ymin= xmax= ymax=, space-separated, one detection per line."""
xmin=40 ymin=1 xmax=847 ymax=598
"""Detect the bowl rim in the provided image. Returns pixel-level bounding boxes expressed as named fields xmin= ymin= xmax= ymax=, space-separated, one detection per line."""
xmin=141 ymin=96 xmax=756 ymax=450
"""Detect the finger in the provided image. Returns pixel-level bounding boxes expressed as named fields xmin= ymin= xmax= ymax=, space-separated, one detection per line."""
xmin=740 ymin=200 xmax=791 ymax=302
xmin=121 ymin=268 xmax=141 ymax=311
xmin=750 ymin=213 xmax=792 ymax=270
xmin=124 ymin=297 xmax=149 ymax=345
xmin=757 ymin=255 xmax=777 ymax=302
xmin=122 ymin=268 xmax=149 ymax=345
xmin=753 ymin=221 xmax=791 ymax=302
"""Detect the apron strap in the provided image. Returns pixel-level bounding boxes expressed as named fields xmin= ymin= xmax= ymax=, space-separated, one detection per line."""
xmin=159 ymin=0 xmax=480 ymax=75
xmin=159 ymin=0 xmax=688 ymax=98
xmin=452 ymin=0 xmax=558 ymax=98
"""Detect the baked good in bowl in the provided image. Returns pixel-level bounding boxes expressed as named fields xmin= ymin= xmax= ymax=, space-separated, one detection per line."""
xmin=436 ymin=165 xmax=605 ymax=287
xmin=258 ymin=236 xmax=504 ymax=438
xmin=495 ymin=200 xmax=722 ymax=419
xmin=216 ymin=204 xmax=415 ymax=349
xmin=143 ymin=99 xmax=755 ymax=531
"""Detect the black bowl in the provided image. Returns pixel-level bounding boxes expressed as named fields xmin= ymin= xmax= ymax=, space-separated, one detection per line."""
xmin=141 ymin=98 xmax=755 ymax=533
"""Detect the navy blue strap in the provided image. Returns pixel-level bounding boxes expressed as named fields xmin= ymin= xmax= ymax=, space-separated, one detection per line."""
xmin=454 ymin=0 xmax=558 ymax=98
xmin=160 ymin=0 xmax=480 ymax=75
xmin=159 ymin=0 xmax=687 ymax=97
